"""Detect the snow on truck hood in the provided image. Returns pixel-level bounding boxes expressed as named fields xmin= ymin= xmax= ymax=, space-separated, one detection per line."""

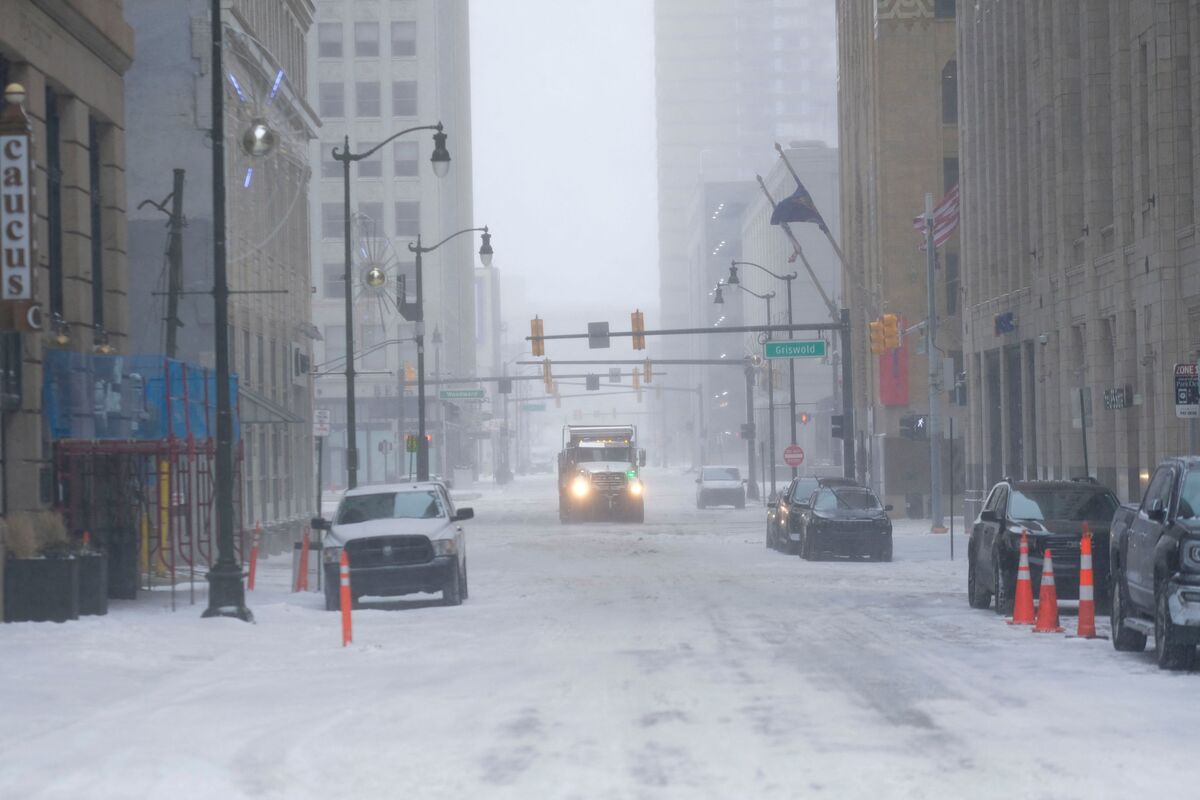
xmin=327 ymin=516 xmax=454 ymax=545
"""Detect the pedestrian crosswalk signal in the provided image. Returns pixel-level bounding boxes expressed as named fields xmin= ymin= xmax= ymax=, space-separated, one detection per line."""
xmin=882 ymin=313 xmax=900 ymax=349
xmin=869 ymin=320 xmax=885 ymax=355
xmin=530 ymin=317 xmax=545 ymax=356
xmin=631 ymin=310 xmax=646 ymax=350
xmin=799 ymin=412 xmax=810 ymax=425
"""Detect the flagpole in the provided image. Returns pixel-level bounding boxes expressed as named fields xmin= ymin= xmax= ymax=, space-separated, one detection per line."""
xmin=754 ymin=175 xmax=838 ymax=323
xmin=776 ymin=142 xmax=852 ymax=271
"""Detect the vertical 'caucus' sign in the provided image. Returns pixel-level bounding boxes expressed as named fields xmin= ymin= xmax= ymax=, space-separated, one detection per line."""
xmin=0 ymin=132 xmax=31 ymax=300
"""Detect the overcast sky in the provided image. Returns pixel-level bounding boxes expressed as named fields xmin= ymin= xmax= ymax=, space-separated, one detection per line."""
xmin=470 ymin=0 xmax=659 ymax=329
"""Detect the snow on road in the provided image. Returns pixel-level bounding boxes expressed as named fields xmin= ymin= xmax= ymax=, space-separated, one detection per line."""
xmin=0 ymin=470 xmax=1193 ymax=799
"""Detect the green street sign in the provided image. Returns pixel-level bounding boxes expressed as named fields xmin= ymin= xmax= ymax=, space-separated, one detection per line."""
xmin=764 ymin=340 xmax=827 ymax=360
xmin=521 ymin=403 xmax=546 ymax=412
xmin=439 ymin=389 xmax=486 ymax=400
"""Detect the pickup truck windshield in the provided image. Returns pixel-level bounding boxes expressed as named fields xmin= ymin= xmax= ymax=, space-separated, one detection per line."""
xmin=337 ymin=490 xmax=445 ymax=524
xmin=575 ymin=447 xmax=631 ymax=462
xmin=1008 ymin=488 xmax=1117 ymax=522
xmin=1179 ymin=470 xmax=1200 ymax=519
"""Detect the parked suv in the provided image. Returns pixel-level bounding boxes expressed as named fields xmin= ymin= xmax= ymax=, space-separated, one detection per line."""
xmin=696 ymin=465 xmax=746 ymax=509
xmin=767 ymin=476 xmax=860 ymax=552
xmin=967 ymin=478 xmax=1119 ymax=616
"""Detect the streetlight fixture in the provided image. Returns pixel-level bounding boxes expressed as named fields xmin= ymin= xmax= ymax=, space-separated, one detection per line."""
xmin=732 ymin=259 xmax=800 ymax=479
xmin=716 ymin=280 xmax=779 ymax=497
xmin=331 ymin=122 xmax=450 ymax=489
xmin=407 ymin=226 xmax=493 ymax=481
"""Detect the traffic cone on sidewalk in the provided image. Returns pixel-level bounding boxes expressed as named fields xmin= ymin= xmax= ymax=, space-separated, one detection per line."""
xmin=1008 ymin=529 xmax=1036 ymax=625
xmin=1073 ymin=522 xmax=1100 ymax=639
xmin=1033 ymin=548 xmax=1064 ymax=633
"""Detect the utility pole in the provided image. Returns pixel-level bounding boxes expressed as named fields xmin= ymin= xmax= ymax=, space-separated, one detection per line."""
xmin=743 ymin=359 xmax=759 ymax=500
xmin=925 ymin=193 xmax=945 ymax=531
xmin=164 ymin=169 xmax=185 ymax=358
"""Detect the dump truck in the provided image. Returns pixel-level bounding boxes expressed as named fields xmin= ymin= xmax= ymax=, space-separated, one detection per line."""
xmin=558 ymin=425 xmax=646 ymax=523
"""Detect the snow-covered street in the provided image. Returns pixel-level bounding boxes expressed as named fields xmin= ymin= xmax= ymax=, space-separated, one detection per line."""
xmin=0 ymin=469 xmax=1192 ymax=799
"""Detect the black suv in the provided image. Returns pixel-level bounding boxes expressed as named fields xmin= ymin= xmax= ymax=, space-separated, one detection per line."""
xmin=767 ymin=476 xmax=861 ymax=553
xmin=967 ymin=478 xmax=1120 ymax=615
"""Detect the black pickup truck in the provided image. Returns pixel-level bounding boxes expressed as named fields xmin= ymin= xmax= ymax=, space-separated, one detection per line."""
xmin=1109 ymin=457 xmax=1200 ymax=669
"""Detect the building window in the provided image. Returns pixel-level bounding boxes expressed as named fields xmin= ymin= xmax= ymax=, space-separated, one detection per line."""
xmin=391 ymin=21 xmax=416 ymax=57
xmin=317 ymin=22 xmax=342 ymax=57
xmin=394 ymin=141 xmax=419 ymax=177
xmin=323 ymin=262 xmax=345 ymax=298
xmin=943 ymin=157 xmax=959 ymax=194
xmin=942 ymin=60 xmax=957 ymax=124
xmin=357 ymin=142 xmax=381 ymax=178
xmin=46 ymin=89 xmax=63 ymax=316
xmin=354 ymin=22 xmax=379 ymax=57
xmin=394 ymin=201 xmax=420 ymax=237
xmin=935 ymin=0 xmax=956 ymax=18
xmin=89 ymin=117 xmax=104 ymax=327
xmin=392 ymin=81 xmax=417 ymax=117
xmin=359 ymin=202 xmax=384 ymax=230
xmin=324 ymin=325 xmax=346 ymax=364
xmin=319 ymin=82 xmax=344 ymax=118
xmin=321 ymin=143 xmax=341 ymax=178
xmin=356 ymin=81 xmax=381 ymax=118
xmin=322 ymin=203 xmax=344 ymax=239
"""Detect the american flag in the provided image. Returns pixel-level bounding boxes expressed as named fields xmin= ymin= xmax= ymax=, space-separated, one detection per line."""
xmin=912 ymin=185 xmax=960 ymax=250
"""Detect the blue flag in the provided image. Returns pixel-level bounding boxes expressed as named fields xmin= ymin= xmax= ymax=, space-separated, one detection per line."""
xmin=770 ymin=180 xmax=826 ymax=229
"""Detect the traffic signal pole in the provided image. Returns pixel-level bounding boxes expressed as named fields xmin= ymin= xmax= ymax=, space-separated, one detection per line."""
xmin=925 ymin=194 xmax=945 ymax=531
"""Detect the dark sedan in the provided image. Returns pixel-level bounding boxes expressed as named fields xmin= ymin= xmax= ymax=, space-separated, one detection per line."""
xmin=797 ymin=486 xmax=893 ymax=561
xmin=967 ymin=479 xmax=1119 ymax=615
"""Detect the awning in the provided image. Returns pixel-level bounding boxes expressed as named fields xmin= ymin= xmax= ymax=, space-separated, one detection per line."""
xmin=239 ymin=387 xmax=305 ymax=425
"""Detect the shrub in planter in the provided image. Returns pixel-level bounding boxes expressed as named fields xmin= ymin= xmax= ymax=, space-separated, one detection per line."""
xmin=2 ymin=512 xmax=81 ymax=624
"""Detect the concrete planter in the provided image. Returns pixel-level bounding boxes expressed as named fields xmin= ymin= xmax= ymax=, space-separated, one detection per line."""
xmin=3 ymin=557 xmax=81 ymax=623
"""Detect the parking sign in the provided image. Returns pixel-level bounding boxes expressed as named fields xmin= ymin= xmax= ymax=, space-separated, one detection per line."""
xmin=1175 ymin=364 xmax=1199 ymax=418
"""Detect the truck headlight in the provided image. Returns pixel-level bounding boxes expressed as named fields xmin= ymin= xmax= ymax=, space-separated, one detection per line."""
xmin=432 ymin=539 xmax=459 ymax=557
xmin=322 ymin=545 xmax=343 ymax=565
xmin=628 ymin=480 xmax=644 ymax=496
xmin=571 ymin=475 xmax=590 ymax=498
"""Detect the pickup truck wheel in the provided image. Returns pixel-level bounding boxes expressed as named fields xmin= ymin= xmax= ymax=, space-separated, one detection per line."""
xmin=968 ymin=551 xmax=992 ymax=609
xmin=1155 ymin=584 xmax=1192 ymax=670
xmin=1111 ymin=573 xmax=1147 ymax=652
xmin=442 ymin=564 xmax=463 ymax=606
xmin=992 ymin=553 xmax=1014 ymax=616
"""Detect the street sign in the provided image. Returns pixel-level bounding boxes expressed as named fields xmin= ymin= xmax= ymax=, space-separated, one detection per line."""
xmin=439 ymin=388 xmax=486 ymax=400
xmin=405 ymin=434 xmax=418 ymax=453
xmin=313 ymin=408 xmax=331 ymax=438
xmin=1176 ymin=363 xmax=1199 ymax=418
xmin=783 ymin=444 xmax=805 ymax=467
xmin=521 ymin=403 xmax=546 ymax=412
xmin=764 ymin=340 xmax=826 ymax=360
xmin=588 ymin=321 xmax=610 ymax=349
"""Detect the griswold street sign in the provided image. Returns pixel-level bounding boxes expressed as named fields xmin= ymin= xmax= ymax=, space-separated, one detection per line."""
xmin=764 ymin=340 xmax=827 ymax=360
xmin=439 ymin=388 xmax=486 ymax=400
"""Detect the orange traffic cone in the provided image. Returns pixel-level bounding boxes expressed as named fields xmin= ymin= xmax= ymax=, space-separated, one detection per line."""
xmin=1008 ymin=529 xmax=1036 ymax=625
xmin=1033 ymin=548 xmax=1064 ymax=633
xmin=1073 ymin=522 xmax=1100 ymax=639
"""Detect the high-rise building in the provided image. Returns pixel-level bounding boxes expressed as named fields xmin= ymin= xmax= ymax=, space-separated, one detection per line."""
xmin=125 ymin=0 xmax=319 ymax=536
xmin=308 ymin=0 xmax=475 ymax=488
xmin=836 ymin=0 xmax=962 ymax=514
xmin=959 ymin=0 xmax=1200 ymax=507
xmin=654 ymin=0 xmax=838 ymax=461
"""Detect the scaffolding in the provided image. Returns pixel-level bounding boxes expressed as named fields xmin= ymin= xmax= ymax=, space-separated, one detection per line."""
xmin=45 ymin=352 xmax=244 ymax=610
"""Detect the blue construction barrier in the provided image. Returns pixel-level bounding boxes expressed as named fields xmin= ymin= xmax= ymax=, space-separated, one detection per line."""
xmin=43 ymin=351 xmax=239 ymax=441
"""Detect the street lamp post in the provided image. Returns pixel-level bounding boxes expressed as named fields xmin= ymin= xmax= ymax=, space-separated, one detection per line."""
xmin=331 ymin=124 xmax=450 ymax=489
xmin=716 ymin=281 xmax=777 ymax=497
xmin=407 ymin=228 xmax=493 ymax=481
xmin=730 ymin=260 xmax=799 ymax=480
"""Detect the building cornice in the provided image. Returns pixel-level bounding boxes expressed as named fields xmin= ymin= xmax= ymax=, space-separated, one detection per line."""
xmin=30 ymin=0 xmax=135 ymax=74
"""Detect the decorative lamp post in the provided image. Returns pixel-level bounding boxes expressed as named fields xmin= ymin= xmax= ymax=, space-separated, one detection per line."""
xmin=717 ymin=281 xmax=778 ymax=497
xmin=331 ymin=123 xmax=450 ymax=489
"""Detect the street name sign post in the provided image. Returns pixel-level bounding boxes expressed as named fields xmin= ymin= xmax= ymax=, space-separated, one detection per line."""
xmin=764 ymin=340 xmax=826 ymax=360
xmin=313 ymin=408 xmax=331 ymax=438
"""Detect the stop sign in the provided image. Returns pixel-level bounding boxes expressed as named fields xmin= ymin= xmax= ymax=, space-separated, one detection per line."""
xmin=784 ymin=444 xmax=805 ymax=467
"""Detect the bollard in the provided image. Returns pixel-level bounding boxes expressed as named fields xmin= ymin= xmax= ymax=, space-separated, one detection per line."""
xmin=339 ymin=550 xmax=353 ymax=646
xmin=296 ymin=527 xmax=311 ymax=592
xmin=247 ymin=521 xmax=262 ymax=591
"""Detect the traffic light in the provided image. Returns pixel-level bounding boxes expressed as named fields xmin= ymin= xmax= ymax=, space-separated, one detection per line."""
xmin=498 ymin=377 xmax=513 ymax=394
xmin=900 ymin=414 xmax=928 ymax=439
xmin=831 ymin=414 xmax=844 ymax=439
xmin=632 ymin=368 xmax=642 ymax=402
xmin=643 ymin=359 xmax=653 ymax=384
xmin=882 ymin=313 xmax=900 ymax=349
xmin=586 ymin=374 xmax=600 ymax=391
xmin=631 ymin=309 xmax=646 ymax=350
xmin=404 ymin=362 xmax=416 ymax=382
xmin=530 ymin=316 xmax=545 ymax=356
xmin=798 ymin=411 xmax=811 ymax=425
xmin=740 ymin=422 xmax=756 ymax=440
xmin=542 ymin=359 xmax=553 ymax=390
xmin=869 ymin=320 xmax=885 ymax=354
